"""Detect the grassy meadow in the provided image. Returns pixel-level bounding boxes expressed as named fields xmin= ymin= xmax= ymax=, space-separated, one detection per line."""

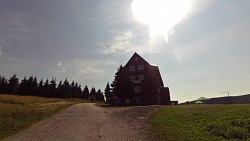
xmin=150 ymin=104 xmax=250 ymax=141
xmin=0 ymin=94 xmax=83 ymax=140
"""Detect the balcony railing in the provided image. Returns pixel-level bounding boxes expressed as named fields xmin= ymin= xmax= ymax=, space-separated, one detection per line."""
xmin=133 ymin=80 xmax=141 ymax=84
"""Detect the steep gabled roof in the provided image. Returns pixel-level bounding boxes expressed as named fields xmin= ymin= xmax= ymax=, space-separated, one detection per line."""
xmin=151 ymin=65 xmax=164 ymax=87
xmin=124 ymin=52 xmax=165 ymax=86
xmin=124 ymin=52 xmax=150 ymax=68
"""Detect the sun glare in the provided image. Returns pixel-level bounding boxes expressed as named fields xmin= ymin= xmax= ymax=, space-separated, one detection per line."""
xmin=131 ymin=0 xmax=192 ymax=41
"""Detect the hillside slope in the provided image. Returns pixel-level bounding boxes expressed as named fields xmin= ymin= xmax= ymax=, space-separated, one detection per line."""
xmin=187 ymin=94 xmax=250 ymax=104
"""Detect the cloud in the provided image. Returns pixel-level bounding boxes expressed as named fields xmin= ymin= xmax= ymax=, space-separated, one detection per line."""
xmin=72 ymin=59 xmax=117 ymax=75
xmin=97 ymin=30 xmax=168 ymax=56
xmin=57 ymin=61 xmax=66 ymax=73
xmin=187 ymin=0 xmax=215 ymax=17
xmin=88 ymin=1 xmax=132 ymax=26
xmin=0 ymin=55 xmax=38 ymax=75
xmin=58 ymin=59 xmax=117 ymax=78
xmin=57 ymin=61 xmax=62 ymax=66
xmin=97 ymin=31 xmax=134 ymax=54
xmin=172 ymin=16 xmax=250 ymax=64
xmin=0 ymin=11 xmax=33 ymax=42
xmin=6 ymin=11 xmax=33 ymax=33
xmin=95 ymin=0 xmax=215 ymax=57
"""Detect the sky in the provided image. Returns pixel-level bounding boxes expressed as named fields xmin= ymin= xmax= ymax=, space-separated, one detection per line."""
xmin=0 ymin=0 xmax=250 ymax=102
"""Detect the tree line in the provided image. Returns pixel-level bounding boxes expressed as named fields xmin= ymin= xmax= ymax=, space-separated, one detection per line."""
xmin=0 ymin=74 xmax=105 ymax=101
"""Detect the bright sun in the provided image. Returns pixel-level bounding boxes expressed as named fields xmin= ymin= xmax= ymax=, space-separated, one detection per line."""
xmin=131 ymin=0 xmax=192 ymax=41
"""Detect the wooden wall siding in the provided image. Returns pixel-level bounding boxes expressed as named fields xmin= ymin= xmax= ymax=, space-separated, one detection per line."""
xmin=121 ymin=52 xmax=171 ymax=105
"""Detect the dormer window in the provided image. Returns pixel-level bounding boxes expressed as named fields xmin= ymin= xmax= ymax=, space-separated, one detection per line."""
xmin=138 ymin=65 xmax=144 ymax=70
xmin=129 ymin=66 xmax=135 ymax=71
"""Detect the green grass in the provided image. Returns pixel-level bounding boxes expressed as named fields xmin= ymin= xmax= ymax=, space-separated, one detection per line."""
xmin=0 ymin=94 xmax=85 ymax=140
xmin=150 ymin=104 xmax=250 ymax=141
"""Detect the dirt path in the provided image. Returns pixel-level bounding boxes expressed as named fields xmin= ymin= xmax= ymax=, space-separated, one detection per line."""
xmin=3 ymin=103 xmax=160 ymax=141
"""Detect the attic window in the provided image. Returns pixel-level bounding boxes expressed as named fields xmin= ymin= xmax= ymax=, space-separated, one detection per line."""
xmin=138 ymin=65 xmax=144 ymax=70
xmin=134 ymin=57 xmax=138 ymax=61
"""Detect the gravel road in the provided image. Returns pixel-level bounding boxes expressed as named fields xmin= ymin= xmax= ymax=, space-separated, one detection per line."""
xmin=3 ymin=103 xmax=161 ymax=141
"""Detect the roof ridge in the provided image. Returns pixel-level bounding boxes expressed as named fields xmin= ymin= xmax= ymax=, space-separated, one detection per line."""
xmin=124 ymin=52 xmax=150 ymax=67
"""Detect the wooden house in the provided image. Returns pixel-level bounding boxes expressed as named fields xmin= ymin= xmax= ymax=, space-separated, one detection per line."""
xmin=118 ymin=52 xmax=171 ymax=105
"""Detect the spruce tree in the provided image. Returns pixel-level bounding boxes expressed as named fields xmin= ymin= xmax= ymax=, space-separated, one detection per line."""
xmin=82 ymin=85 xmax=89 ymax=100
xmin=32 ymin=76 xmax=38 ymax=96
xmin=38 ymin=79 xmax=44 ymax=97
xmin=90 ymin=87 xmax=96 ymax=102
xmin=43 ymin=79 xmax=50 ymax=97
xmin=18 ymin=76 xmax=28 ymax=95
xmin=0 ymin=76 xmax=8 ymax=94
xmin=104 ymin=82 xmax=112 ymax=103
xmin=71 ymin=81 xmax=77 ymax=98
xmin=62 ymin=79 xmax=71 ymax=98
xmin=76 ymin=84 xmax=82 ymax=98
xmin=96 ymin=89 xmax=105 ymax=101
xmin=111 ymin=65 xmax=128 ymax=104
xmin=49 ymin=78 xmax=57 ymax=97
xmin=8 ymin=74 xmax=19 ymax=94
xmin=57 ymin=80 xmax=63 ymax=98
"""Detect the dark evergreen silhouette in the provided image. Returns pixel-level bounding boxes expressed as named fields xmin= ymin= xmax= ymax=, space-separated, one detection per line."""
xmin=0 ymin=74 xmax=104 ymax=102
xmin=76 ymin=84 xmax=82 ymax=99
xmin=62 ymin=79 xmax=71 ymax=98
xmin=82 ymin=85 xmax=89 ymax=100
xmin=18 ymin=76 xmax=28 ymax=95
xmin=110 ymin=65 xmax=129 ymax=105
xmin=104 ymin=82 xmax=112 ymax=104
xmin=38 ymin=79 xmax=44 ymax=97
xmin=49 ymin=78 xmax=57 ymax=98
xmin=43 ymin=79 xmax=50 ymax=97
xmin=96 ymin=89 xmax=105 ymax=102
xmin=8 ymin=74 xmax=19 ymax=94
xmin=71 ymin=81 xmax=77 ymax=98
xmin=0 ymin=76 xmax=8 ymax=94
xmin=57 ymin=80 xmax=63 ymax=98
xmin=90 ymin=87 xmax=96 ymax=102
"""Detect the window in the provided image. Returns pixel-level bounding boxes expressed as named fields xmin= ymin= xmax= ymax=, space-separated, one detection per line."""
xmin=130 ymin=76 xmax=135 ymax=81
xmin=134 ymin=86 xmax=141 ymax=93
xmin=129 ymin=66 xmax=135 ymax=71
xmin=138 ymin=75 xmax=144 ymax=80
xmin=138 ymin=65 xmax=144 ymax=70
xmin=133 ymin=57 xmax=138 ymax=61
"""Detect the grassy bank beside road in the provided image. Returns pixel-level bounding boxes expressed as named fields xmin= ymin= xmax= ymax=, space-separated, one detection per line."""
xmin=0 ymin=94 xmax=82 ymax=140
xmin=150 ymin=104 xmax=250 ymax=141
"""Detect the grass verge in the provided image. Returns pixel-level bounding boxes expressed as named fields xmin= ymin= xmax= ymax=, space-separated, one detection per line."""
xmin=0 ymin=94 xmax=84 ymax=140
xmin=150 ymin=104 xmax=250 ymax=141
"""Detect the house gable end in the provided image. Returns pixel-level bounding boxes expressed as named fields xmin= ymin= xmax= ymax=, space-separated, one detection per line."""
xmin=112 ymin=52 xmax=172 ymax=105
xmin=124 ymin=52 xmax=150 ymax=70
